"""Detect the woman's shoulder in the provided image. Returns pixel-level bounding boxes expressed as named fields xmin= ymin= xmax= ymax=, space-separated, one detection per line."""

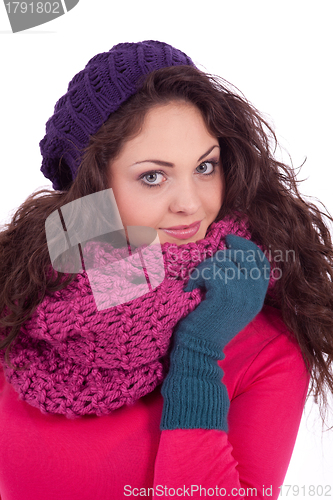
xmin=220 ymin=305 xmax=310 ymax=400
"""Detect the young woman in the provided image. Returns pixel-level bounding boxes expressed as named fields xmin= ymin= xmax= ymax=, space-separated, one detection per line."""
xmin=1 ymin=40 xmax=333 ymax=500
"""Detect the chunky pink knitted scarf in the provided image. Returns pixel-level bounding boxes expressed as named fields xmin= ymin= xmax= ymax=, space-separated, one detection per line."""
xmin=1 ymin=215 xmax=274 ymax=418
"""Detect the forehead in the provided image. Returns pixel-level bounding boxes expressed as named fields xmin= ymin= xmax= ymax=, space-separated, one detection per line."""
xmin=117 ymin=101 xmax=218 ymax=161
xmin=142 ymin=100 xmax=208 ymax=130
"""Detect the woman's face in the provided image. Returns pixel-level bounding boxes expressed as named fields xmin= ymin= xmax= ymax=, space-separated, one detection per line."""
xmin=108 ymin=101 xmax=224 ymax=246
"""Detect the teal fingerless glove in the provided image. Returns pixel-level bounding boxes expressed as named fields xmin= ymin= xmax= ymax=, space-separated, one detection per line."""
xmin=160 ymin=235 xmax=270 ymax=431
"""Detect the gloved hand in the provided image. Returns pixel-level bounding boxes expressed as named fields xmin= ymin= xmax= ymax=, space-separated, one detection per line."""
xmin=160 ymin=234 xmax=270 ymax=431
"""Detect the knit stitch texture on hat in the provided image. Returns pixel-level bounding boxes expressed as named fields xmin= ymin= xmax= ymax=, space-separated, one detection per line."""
xmin=0 ymin=215 xmax=275 ymax=418
xmin=39 ymin=40 xmax=196 ymax=191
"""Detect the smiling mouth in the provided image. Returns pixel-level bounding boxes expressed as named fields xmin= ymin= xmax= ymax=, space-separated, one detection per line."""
xmin=160 ymin=220 xmax=202 ymax=230
xmin=159 ymin=221 xmax=201 ymax=239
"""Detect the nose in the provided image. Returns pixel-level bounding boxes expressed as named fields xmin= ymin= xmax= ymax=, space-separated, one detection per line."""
xmin=168 ymin=178 xmax=201 ymax=214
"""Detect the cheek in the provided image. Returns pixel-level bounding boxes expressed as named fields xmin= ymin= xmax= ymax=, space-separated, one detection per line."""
xmin=110 ymin=176 xmax=139 ymax=217
xmin=216 ymin=169 xmax=225 ymax=205
xmin=109 ymin=181 xmax=131 ymax=225
xmin=208 ymin=173 xmax=224 ymax=211
xmin=112 ymin=184 xmax=157 ymax=226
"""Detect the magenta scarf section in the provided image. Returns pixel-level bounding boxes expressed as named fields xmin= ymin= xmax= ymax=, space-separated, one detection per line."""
xmin=0 ymin=214 xmax=274 ymax=418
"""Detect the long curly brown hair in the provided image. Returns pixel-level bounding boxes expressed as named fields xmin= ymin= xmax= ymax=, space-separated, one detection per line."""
xmin=1 ymin=65 xmax=333 ymax=427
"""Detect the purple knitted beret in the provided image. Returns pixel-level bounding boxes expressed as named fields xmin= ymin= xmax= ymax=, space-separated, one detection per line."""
xmin=39 ymin=40 xmax=196 ymax=191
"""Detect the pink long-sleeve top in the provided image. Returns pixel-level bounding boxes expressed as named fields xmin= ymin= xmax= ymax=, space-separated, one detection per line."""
xmin=0 ymin=305 xmax=310 ymax=500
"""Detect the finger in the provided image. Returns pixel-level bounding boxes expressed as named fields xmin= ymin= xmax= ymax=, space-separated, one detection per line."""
xmin=224 ymin=234 xmax=270 ymax=273
xmin=225 ymin=234 xmax=259 ymax=253
xmin=183 ymin=261 xmax=212 ymax=292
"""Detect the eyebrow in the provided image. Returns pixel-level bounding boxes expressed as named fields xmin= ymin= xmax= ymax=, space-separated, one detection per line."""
xmin=131 ymin=145 xmax=220 ymax=168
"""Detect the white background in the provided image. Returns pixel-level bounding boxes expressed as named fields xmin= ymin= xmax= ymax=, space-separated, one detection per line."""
xmin=1 ymin=0 xmax=333 ymax=494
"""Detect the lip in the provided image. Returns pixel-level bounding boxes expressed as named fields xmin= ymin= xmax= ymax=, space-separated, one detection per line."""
xmin=161 ymin=220 xmax=202 ymax=230
xmin=160 ymin=220 xmax=201 ymax=240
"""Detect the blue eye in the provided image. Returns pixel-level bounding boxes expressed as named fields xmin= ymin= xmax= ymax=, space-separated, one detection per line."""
xmin=139 ymin=160 xmax=219 ymax=189
xmin=196 ymin=161 xmax=217 ymax=175
xmin=140 ymin=171 xmax=164 ymax=188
